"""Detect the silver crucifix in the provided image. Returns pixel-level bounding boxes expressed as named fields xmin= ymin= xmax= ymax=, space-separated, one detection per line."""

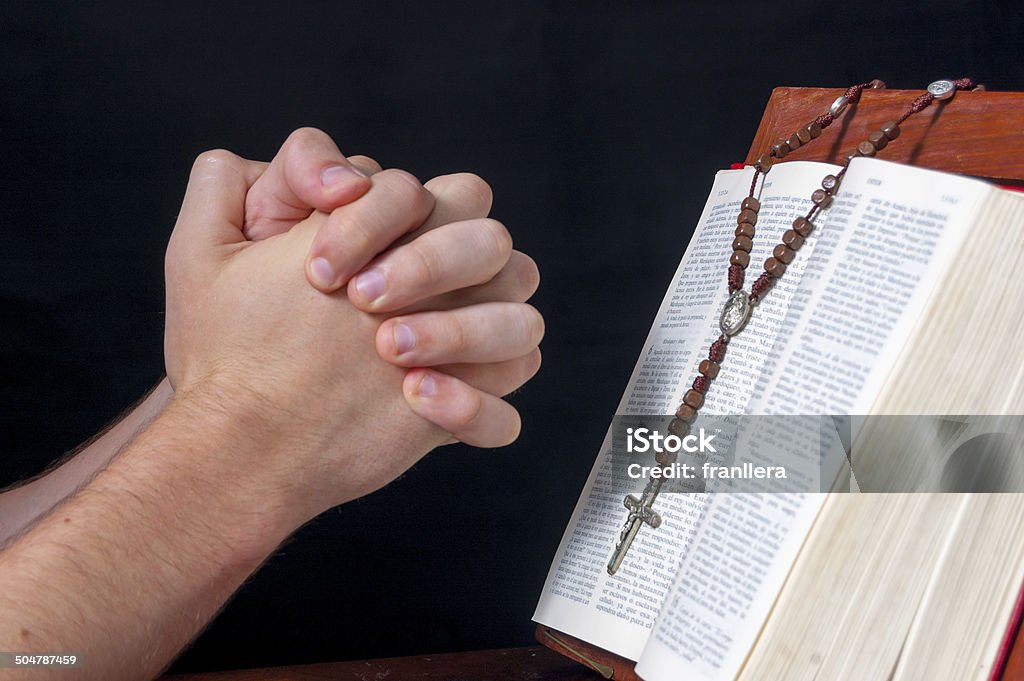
xmin=607 ymin=477 xmax=663 ymax=575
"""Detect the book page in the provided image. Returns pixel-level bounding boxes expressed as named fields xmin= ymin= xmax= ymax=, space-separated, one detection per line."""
xmin=533 ymin=161 xmax=842 ymax=660
xmin=635 ymin=159 xmax=992 ymax=681
xmin=750 ymin=158 xmax=991 ymax=417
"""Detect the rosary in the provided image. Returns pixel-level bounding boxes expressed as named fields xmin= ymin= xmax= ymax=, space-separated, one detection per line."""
xmin=607 ymin=77 xmax=976 ymax=576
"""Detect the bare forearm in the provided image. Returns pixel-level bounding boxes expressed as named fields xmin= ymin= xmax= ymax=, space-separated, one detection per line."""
xmin=0 ymin=386 xmax=304 ymax=681
xmin=0 ymin=379 xmax=173 ymax=548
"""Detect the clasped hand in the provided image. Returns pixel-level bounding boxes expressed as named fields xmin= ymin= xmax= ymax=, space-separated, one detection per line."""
xmin=164 ymin=129 xmax=543 ymax=517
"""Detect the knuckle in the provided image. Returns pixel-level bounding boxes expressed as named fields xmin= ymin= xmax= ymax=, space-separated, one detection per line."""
xmin=505 ymin=249 xmax=540 ymax=301
xmin=520 ymin=304 xmax=546 ymax=344
xmin=191 ymin=148 xmax=238 ymax=174
xmin=497 ymin=411 xmax=522 ymax=446
xmin=286 ymin=126 xmax=331 ymax=149
xmin=448 ymin=314 xmax=471 ymax=356
xmin=284 ymin=128 xmax=339 ymax=195
xmin=504 ymin=350 xmax=543 ymax=397
xmin=453 ymin=173 xmax=493 ymax=212
xmin=163 ymin=238 xmax=182 ymax=280
xmin=323 ymin=208 xmax=373 ymax=255
xmin=407 ymin=242 xmax=441 ymax=288
xmin=478 ymin=218 xmax=513 ymax=261
xmin=525 ymin=348 xmax=543 ymax=378
xmin=345 ymin=216 xmax=376 ymax=253
xmin=348 ymin=154 xmax=383 ymax=173
xmin=452 ymin=390 xmax=485 ymax=433
xmin=511 ymin=251 xmax=541 ymax=300
xmin=378 ymin=168 xmax=427 ymax=202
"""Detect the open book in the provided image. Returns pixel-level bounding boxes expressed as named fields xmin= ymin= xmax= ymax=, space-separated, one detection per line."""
xmin=533 ymin=158 xmax=1024 ymax=681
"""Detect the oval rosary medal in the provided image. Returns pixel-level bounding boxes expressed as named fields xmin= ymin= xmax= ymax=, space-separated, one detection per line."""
xmin=720 ymin=289 xmax=752 ymax=337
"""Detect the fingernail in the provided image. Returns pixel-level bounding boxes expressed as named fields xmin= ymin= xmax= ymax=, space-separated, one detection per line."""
xmin=393 ymin=323 xmax=417 ymax=355
xmin=354 ymin=268 xmax=386 ymax=303
xmin=416 ymin=372 xmax=437 ymax=397
xmin=321 ymin=164 xmax=366 ymax=187
xmin=308 ymin=257 xmax=337 ymax=289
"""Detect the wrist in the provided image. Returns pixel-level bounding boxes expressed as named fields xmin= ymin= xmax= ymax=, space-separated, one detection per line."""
xmin=159 ymin=380 xmax=321 ymax=549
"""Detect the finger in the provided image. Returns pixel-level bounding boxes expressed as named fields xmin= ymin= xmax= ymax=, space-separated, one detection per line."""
xmin=243 ymin=127 xmax=372 ymax=241
xmin=439 ymin=348 xmax=543 ymax=397
xmin=171 ymin=150 xmax=262 ymax=265
xmin=398 ymin=173 xmax=493 ymax=245
xmin=306 ymin=169 xmax=435 ymax=292
xmin=347 ymin=218 xmax=512 ymax=312
xmin=348 ymin=155 xmax=383 ymax=176
xmin=377 ymin=303 xmax=544 ymax=367
xmin=394 ymin=250 xmax=540 ymax=314
xmin=404 ymin=369 xmax=521 ymax=448
xmin=421 ymin=172 xmax=492 ymax=226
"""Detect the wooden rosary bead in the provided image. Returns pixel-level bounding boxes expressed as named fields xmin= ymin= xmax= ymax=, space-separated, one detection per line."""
xmin=857 ymin=140 xmax=876 ymax=157
xmin=811 ymin=188 xmax=833 ymax=209
xmin=788 ymin=133 xmax=803 ymax=150
xmin=750 ymin=273 xmax=773 ymax=300
xmin=675 ymin=403 xmax=697 ymax=423
xmin=730 ymin=250 xmax=750 ymax=267
xmin=781 ymin=229 xmax=804 ymax=249
xmin=764 ymin=256 xmax=786 ymax=278
xmin=756 ymin=153 xmax=774 ymax=172
xmin=737 ymin=209 xmax=758 ymax=226
xmin=683 ymin=389 xmax=705 ymax=410
xmin=692 ymin=375 xmax=711 ymax=394
xmin=732 ymin=235 xmax=753 ymax=252
xmin=793 ymin=216 xmax=815 ymax=237
xmin=771 ymin=140 xmax=790 ymax=158
xmin=741 ymin=196 xmax=761 ymax=212
xmin=667 ymin=419 xmax=689 ymax=438
xmin=806 ymin=121 xmax=822 ymax=139
xmin=796 ymin=126 xmax=812 ymax=143
xmin=881 ymin=120 xmax=901 ymax=140
xmin=656 ymin=449 xmax=678 ymax=465
xmin=735 ymin=222 xmax=755 ymax=238
xmin=773 ymin=243 xmax=795 ymax=263
xmin=709 ymin=336 xmax=728 ymax=362
xmin=822 ymin=174 xmax=839 ymax=192
xmin=698 ymin=359 xmax=720 ymax=379
xmin=867 ymin=130 xmax=888 ymax=150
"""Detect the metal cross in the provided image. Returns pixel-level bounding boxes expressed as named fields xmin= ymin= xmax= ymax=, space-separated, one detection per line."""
xmin=606 ymin=477 xmax=663 ymax=575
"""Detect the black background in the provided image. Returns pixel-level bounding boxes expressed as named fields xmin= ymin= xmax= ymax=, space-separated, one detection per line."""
xmin=1 ymin=0 xmax=1020 ymax=673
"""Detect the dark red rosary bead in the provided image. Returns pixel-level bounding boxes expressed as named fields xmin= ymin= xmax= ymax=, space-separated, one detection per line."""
xmin=728 ymin=264 xmax=745 ymax=292
xmin=709 ymin=336 xmax=728 ymax=362
xmin=693 ymin=375 xmax=711 ymax=394
xmin=750 ymin=273 xmax=774 ymax=300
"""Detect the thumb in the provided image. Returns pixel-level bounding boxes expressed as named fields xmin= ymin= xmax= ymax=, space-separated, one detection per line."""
xmin=243 ymin=127 xmax=372 ymax=240
xmin=169 ymin=149 xmax=259 ymax=271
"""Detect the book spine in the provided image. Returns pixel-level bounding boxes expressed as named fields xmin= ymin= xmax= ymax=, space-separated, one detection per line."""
xmin=989 ymin=576 xmax=1024 ymax=681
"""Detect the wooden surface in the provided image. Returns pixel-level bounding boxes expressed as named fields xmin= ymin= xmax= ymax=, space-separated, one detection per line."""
xmin=745 ymin=87 xmax=1024 ymax=182
xmin=537 ymin=621 xmax=1024 ymax=681
xmin=164 ymin=646 xmax=600 ymax=681
xmin=535 ymin=625 xmax=639 ymax=681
